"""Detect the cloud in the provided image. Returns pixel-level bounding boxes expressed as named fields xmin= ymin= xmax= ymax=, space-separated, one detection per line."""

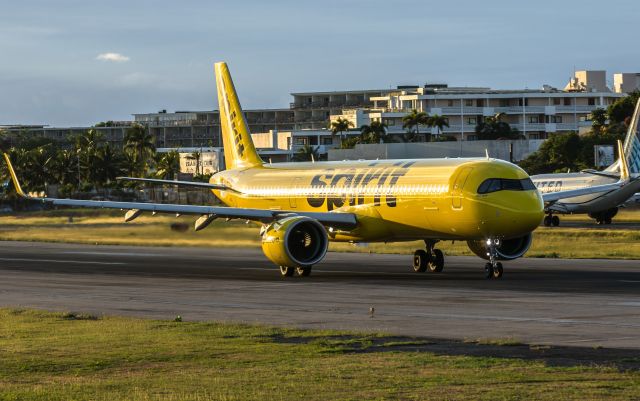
xmin=96 ymin=52 xmax=130 ymax=62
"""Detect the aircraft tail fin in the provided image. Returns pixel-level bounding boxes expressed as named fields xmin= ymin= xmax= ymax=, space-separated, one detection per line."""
xmin=623 ymin=98 xmax=640 ymax=175
xmin=618 ymin=139 xmax=630 ymax=181
xmin=214 ymin=62 xmax=263 ymax=170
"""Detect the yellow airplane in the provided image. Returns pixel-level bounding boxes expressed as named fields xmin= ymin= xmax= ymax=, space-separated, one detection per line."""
xmin=3 ymin=62 xmax=625 ymax=279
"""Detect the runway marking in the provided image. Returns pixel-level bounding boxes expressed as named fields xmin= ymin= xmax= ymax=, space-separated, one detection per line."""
xmin=63 ymin=251 xmax=163 ymax=257
xmin=618 ymin=280 xmax=640 ymax=283
xmin=0 ymin=257 xmax=126 ymax=266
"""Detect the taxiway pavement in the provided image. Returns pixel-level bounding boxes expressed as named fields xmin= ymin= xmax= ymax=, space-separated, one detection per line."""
xmin=0 ymin=241 xmax=639 ymax=349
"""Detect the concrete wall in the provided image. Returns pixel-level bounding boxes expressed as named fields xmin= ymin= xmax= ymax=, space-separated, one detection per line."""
xmin=328 ymin=140 xmax=545 ymax=162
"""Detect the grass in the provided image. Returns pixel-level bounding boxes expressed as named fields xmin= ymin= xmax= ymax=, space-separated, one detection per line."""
xmin=0 ymin=308 xmax=638 ymax=400
xmin=1 ymin=208 xmax=640 ymax=259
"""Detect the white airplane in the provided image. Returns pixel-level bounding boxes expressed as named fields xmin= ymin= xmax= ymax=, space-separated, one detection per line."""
xmin=531 ymin=99 xmax=640 ymax=226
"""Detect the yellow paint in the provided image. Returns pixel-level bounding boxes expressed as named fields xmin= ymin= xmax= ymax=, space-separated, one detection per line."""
xmin=211 ymin=62 xmax=544 ymax=243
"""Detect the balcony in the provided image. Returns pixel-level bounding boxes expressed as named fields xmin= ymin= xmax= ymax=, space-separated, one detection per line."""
xmin=555 ymin=105 xmax=602 ymax=113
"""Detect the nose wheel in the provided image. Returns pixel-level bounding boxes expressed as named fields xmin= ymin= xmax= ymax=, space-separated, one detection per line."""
xmin=543 ymin=214 xmax=560 ymax=227
xmin=412 ymin=241 xmax=444 ymax=273
xmin=484 ymin=238 xmax=504 ymax=279
xmin=484 ymin=262 xmax=503 ymax=279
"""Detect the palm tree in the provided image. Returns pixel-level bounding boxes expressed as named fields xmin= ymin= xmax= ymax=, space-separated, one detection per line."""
xmin=329 ymin=117 xmax=354 ymax=144
xmin=402 ymin=109 xmax=430 ymax=141
xmin=94 ymin=144 xmax=124 ymax=191
xmin=186 ymin=151 xmax=202 ymax=176
xmin=156 ymin=150 xmax=181 ymax=179
xmin=124 ymin=124 xmax=155 ymax=177
xmin=292 ymin=144 xmax=320 ymax=162
xmin=428 ymin=114 xmax=449 ymax=138
xmin=359 ymin=121 xmax=388 ymax=144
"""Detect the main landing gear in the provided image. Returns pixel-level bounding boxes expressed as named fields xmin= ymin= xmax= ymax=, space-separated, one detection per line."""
xmin=279 ymin=265 xmax=312 ymax=277
xmin=543 ymin=214 xmax=560 ymax=227
xmin=483 ymin=238 xmax=503 ymax=279
xmin=413 ymin=240 xmax=445 ymax=273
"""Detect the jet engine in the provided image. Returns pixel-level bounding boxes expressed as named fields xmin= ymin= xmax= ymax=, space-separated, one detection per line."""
xmin=261 ymin=216 xmax=328 ymax=268
xmin=467 ymin=233 xmax=533 ymax=260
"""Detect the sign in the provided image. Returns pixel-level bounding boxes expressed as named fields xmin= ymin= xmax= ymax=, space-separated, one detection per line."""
xmin=179 ymin=151 xmax=222 ymax=175
xmin=594 ymin=145 xmax=614 ymax=168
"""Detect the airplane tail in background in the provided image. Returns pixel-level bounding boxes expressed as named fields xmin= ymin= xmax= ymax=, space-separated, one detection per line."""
xmin=604 ymin=98 xmax=640 ymax=175
xmin=623 ymin=98 xmax=640 ymax=175
xmin=214 ymin=62 xmax=263 ymax=170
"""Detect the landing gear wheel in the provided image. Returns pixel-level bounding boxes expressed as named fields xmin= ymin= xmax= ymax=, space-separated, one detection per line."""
xmin=551 ymin=215 xmax=560 ymax=227
xmin=543 ymin=215 xmax=551 ymax=227
xmin=428 ymin=249 xmax=444 ymax=273
xmin=604 ymin=217 xmax=612 ymax=225
xmin=413 ymin=250 xmax=428 ymax=273
xmin=484 ymin=263 xmax=493 ymax=279
xmin=279 ymin=266 xmax=295 ymax=277
xmin=492 ymin=262 xmax=503 ymax=279
xmin=295 ymin=266 xmax=312 ymax=277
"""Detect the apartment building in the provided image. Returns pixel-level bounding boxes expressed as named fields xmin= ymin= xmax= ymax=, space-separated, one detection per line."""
xmin=3 ymin=70 xmax=636 ymax=160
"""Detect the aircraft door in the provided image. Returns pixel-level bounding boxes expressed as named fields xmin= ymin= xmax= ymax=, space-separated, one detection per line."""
xmin=451 ymin=167 xmax=473 ymax=209
xmin=289 ymin=177 xmax=301 ymax=208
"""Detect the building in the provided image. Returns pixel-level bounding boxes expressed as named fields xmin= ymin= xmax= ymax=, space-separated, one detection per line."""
xmin=335 ymin=85 xmax=623 ymax=141
xmin=614 ymin=73 xmax=640 ymax=94
xmin=1 ymin=69 xmax=635 ymax=162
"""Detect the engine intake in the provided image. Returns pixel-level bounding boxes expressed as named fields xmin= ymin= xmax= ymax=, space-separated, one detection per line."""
xmin=261 ymin=216 xmax=328 ymax=267
xmin=467 ymin=233 xmax=533 ymax=261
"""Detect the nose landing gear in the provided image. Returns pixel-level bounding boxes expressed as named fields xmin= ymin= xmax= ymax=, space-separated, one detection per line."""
xmin=484 ymin=238 xmax=504 ymax=279
xmin=543 ymin=214 xmax=560 ymax=227
xmin=412 ymin=240 xmax=445 ymax=273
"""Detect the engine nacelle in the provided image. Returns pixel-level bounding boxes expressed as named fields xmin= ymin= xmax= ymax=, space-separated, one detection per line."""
xmin=261 ymin=216 xmax=328 ymax=268
xmin=467 ymin=233 xmax=533 ymax=261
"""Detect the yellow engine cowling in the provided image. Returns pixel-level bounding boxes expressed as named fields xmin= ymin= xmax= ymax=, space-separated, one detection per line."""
xmin=261 ymin=216 xmax=328 ymax=268
xmin=467 ymin=233 xmax=533 ymax=261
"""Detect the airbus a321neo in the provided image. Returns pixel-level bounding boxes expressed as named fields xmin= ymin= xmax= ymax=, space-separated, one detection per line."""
xmin=3 ymin=62 xmax=627 ymax=279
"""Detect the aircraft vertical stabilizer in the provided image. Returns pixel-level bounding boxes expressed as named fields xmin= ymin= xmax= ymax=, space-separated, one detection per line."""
xmin=215 ymin=62 xmax=263 ymax=170
xmin=623 ymin=99 xmax=640 ymax=174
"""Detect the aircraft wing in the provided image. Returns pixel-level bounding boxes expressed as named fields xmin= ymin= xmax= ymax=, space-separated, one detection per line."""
xmin=3 ymin=154 xmax=357 ymax=230
xmin=116 ymin=176 xmax=238 ymax=192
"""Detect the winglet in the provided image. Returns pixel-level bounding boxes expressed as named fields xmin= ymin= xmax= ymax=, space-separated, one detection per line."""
xmin=618 ymin=139 xmax=630 ymax=182
xmin=2 ymin=153 xmax=27 ymax=197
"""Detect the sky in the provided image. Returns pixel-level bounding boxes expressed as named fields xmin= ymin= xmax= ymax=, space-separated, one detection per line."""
xmin=1 ymin=0 xmax=639 ymax=126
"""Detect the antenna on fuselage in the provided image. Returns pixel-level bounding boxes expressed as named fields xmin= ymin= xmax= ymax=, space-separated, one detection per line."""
xmin=485 ymin=149 xmax=490 ymax=160
xmin=311 ymin=154 xmax=315 ymax=163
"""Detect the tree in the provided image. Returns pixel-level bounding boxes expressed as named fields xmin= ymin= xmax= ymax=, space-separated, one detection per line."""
xmin=402 ymin=109 xmax=430 ymax=141
xmin=607 ymin=90 xmax=640 ymax=125
xmin=359 ymin=121 xmax=387 ymax=144
xmin=518 ymin=129 xmax=624 ymax=175
xmin=428 ymin=114 xmax=449 ymax=138
xmin=94 ymin=144 xmax=124 ymax=190
xmin=292 ymin=144 xmax=320 ymax=162
xmin=329 ymin=117 xmax=354 ymax=144
xmin=124 ymin=124 xmax=155 ymax=177
xmin=590 ymin=108 xmax=607 ymax=134
xmin=475 ymin=113 xmax=521 ymax=140
xmin=156 ymin=150 xmax=181 ymax=179
xmin=186 ymin=151 xmax=202 ymax=176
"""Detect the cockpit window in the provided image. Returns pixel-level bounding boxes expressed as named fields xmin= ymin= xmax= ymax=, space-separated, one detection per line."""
xmin=477 ymin=178 xmax=536 ymax=194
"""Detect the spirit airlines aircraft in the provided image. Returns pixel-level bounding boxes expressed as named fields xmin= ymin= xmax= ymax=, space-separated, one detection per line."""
xmin=2 ymin=62 xmax=626 ymax=279
xmin=532 ymin=99 xmax=640 ymax=226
